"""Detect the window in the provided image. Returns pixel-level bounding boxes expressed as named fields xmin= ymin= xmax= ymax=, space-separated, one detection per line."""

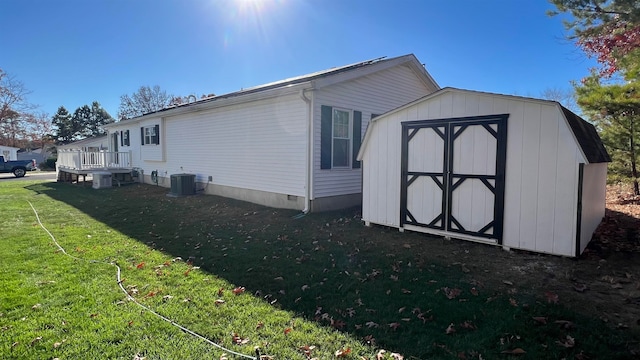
xmin=120 ymin=130 xmax=130 ymax=146
xmin=141 ymin=125 xmax=160 ymax=145
xmin=321 ymin=105 xmax=362 ymax=170
xmin=332 ymin=109 xmax=351 ymax=167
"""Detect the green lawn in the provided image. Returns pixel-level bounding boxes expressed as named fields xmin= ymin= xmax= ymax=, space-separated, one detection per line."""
xmin=0 ymin=180 xmax=635 ymax=359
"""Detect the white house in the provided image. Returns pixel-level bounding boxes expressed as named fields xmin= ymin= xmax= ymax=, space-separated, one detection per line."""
xmin=103 ymin=54 xmax=439 ymax=211
xmin=357 ymin=88 xmax=610 ymax=257
xmin=0 ymin=145 xmax=19 ymax=161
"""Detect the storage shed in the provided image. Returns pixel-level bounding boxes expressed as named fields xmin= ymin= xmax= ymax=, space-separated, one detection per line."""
xmin=357 ymin=88 xmax=610 ymax=257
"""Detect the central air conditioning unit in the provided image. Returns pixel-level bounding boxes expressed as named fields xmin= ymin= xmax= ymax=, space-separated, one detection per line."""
xmin=92 ymin=171 xmax=112 ymax=189
xmin=170 ymin=173 xmax=196 ymax=196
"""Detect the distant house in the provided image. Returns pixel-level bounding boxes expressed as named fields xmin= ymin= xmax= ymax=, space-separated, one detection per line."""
xmin=357 ymin=88 xmax=610 ymax=257
xmin=103 ymin=54 xmax=439 ymax=211
xmin=18 ymin=147 xmax=54 ymax=166
xmin=0 ymin=145 xmax=19 ymax=161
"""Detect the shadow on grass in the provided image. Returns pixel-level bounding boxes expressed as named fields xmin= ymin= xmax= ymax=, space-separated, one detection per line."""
xmin=24 ymin=182 xmax=635 ymax=359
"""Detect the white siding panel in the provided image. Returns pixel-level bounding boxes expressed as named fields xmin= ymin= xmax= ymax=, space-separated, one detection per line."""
xmin=534 ymin=105 xmax=560 ymax=253
xmin=580 ymin=163 xmax=607 ymax=254
xmin=313 ymin=64 xmax=432 ymax=198
xmin=517 ymin=103 xmax=542 ymax=251
xmin=160 ymin=94 xmax=307 ymax=196
xmin=502 ymin=100 xmax=525 ymax=250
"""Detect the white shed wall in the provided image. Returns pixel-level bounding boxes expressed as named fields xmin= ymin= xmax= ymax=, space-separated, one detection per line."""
xmin=313 ymin=64 xmax=434 ymax=199
xmin=0 ymin=145 xmax=19 ymax=160
xmin=361 ymin=91 xmax=589 ymax=256
xmin=579 ymin=162 xmax=607 ymax=254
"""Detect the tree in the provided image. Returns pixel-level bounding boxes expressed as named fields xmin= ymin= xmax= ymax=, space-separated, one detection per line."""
xmin=540 ymin=86 xmax=579 ymax=113
xmin=52 ymin=103 xmax=115 ymax=144
xmin=87 ymin=101 xmax=114 ymax=137
xmin=51 ymin=106 xmax=76 ymax=145
xmin=549 ymin=0 xmax=640 ymax=77
xmin=22 ymin=111 xmax=53 ymax=150
xmin=117 ymin=85 xmax=174 ymax=120
xmin=575 ymin=74 xmax=640 ymax=194
xmin=0 ymin=68 xmax=35 ymax=146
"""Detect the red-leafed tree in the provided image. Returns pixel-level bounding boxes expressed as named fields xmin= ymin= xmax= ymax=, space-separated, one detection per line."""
xmin=550 ymin=0 xmax=640 ymax=77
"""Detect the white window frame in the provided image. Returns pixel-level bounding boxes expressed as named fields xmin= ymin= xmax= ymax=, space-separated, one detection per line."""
xmin=331 ymin=108 xmax=352 ymax=168
xmin=143 ymin=126 xmax=158 ymax=145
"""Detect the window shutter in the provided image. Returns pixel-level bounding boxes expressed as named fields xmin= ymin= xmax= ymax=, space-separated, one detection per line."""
xmin=154 ymin=124 xmax=160 ymax=145
xmin=125 ymin=130 xmax=130 ymax=146
xmin=320 ymin=105 xmax=332 ymax=169
xmin=352 ymin=111 xmax=362 ymax=169
xmin=120 ymin=131 xmax=124 ymax=146
xmin=141 ymin=127 xmax=145 ymax=146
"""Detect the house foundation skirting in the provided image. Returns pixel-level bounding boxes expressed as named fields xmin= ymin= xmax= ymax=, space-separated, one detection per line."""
xmin=140 ymin=174 xmax=361 ymax=212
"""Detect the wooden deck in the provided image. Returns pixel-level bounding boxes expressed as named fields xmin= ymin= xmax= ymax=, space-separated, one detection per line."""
xmin=56 ymin=150 xmax=138 ymax=186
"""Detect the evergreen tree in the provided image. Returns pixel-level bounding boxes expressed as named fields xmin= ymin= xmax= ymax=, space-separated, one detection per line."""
xmin=575 ymin=75 xmax=640 ymax=194
xmin=51 ymin=106 xmax=75 ymax=144
xmin=87 ymin=101 xmax=114 ymax=137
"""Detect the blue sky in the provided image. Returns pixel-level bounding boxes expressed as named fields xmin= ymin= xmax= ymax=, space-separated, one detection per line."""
xmin=1 ymin=0 xmax=594 ymax=118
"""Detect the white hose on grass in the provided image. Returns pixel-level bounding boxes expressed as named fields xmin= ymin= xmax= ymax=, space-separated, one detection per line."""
xmin=28 ymin=201 xmax=256 ymax=360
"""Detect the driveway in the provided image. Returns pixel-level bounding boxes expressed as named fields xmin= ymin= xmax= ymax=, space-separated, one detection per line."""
xmin=0 ymin=171 xmax=57 ymax=182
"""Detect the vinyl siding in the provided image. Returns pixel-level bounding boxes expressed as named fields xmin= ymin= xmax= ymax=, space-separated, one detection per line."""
xmin=361 ymin=90 xmax=590 ymax=256
xmin=164 ymin=94 xmax=307 ymax=196
xmin=313 ymin=63 xmax=434 ymax=198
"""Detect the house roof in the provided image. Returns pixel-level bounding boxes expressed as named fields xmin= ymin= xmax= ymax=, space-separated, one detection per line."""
xmin=57 ymin=135 xmax=108 ymax=149
xmin=108 ymin=54 xmax=439 ymax=126
xmin=358 ymin=87 xmax=611 ymax=164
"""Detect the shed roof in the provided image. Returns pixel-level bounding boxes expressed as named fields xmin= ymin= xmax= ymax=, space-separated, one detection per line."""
xmin=358 ymin=87 xmax=610 ymax=164
xmin=108 ymin=54 xmax=438 ymax=126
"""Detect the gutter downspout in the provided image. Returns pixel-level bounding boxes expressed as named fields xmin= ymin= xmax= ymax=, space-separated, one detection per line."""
xmin=300 ymin=88 xmax=313 ymax=213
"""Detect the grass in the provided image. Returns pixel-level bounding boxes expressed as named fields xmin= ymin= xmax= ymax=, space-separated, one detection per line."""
xmin=0 ymin=180 xmax=636 ymax=359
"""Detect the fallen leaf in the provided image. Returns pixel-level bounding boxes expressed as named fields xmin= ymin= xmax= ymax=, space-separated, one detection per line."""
xmin=30 ymin=336 xmax=42 ymax=346
xmin=162 ymin=295 xmax=173 ymax=301
xmin=460 ymin=321 xmax=476 ymax=330
xmin=365 ymin=321 xmax=379 ymax=328
xmin=509 ymin=298 xmax=518 ymax=307
xmin=555 ymin=335 xmax=575 ymax=348
xmin=388 ymin=322 xmax=401 ymax=331
xmin=218 ymin=288 xmax=224 ymax=296
xmin=470 ymin=287 xmax=479 ymax=296
xmin=554 ymin=320 xmax=575 ymax=329
xmin=544 ymin=291 xmax=559 ymax=304
xmin=573 ymin=284 xmax=589 ymax=293
xmin=335 ymin=348 xmax=351 ymax=357
xmin=501 ymin=348 xmax=526 ymax=355
xmin=215 ymin=299 xmax=225 ymax=306
xmin=284 ymin=327 xmax=292 ymax=335
xmin=300 ymin=345 xmax=316 ymax=357
xmin=443 ymin=287 xmax=462 ymax=300
xmin=256 ymin=322 xmax=264 ymax=330
xmin=532 ymin=316 xmax=548 ymax=324
xmin=502 ymin=280 xmax=514 ymax=286
xmin=31 ymin=304 xmax=41 ymax=310
xmin=233 ymin=287 xmax=245 ymax=295
xmin=231 ymin=333 xmax=249 ymax=345
xmin=136 ymin=262 xmax=145 ymax=269
xmin=445 ymin=323 xmax=456 ymax=334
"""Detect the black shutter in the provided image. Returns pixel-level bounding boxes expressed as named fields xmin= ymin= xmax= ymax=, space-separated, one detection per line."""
xmin=120 ymin=131 xmax=124 ymax=146
xmin=352 ymin=111 xmax=362 ymax=169
xmin=154 ymin=124 xmax=160 ymax=145
xmin=125 ymin=130 xmax=130 ymax=146
xmin=320 ymin=105 xmax=332 ymax=169
xmin=141 ymin=127 xmax=145 ymax=146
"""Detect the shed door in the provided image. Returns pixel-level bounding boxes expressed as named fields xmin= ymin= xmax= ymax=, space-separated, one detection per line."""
xmin=400 ymin=114 xmax=508 ymax=242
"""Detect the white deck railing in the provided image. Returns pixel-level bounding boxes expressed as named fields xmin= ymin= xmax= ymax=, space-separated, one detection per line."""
xmin=57 ymin=150 xmax=132 ymax=170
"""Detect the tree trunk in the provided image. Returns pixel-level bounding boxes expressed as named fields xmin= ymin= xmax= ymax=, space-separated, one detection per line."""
xmin=631 ymin=118 xmax=639 ymax=195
